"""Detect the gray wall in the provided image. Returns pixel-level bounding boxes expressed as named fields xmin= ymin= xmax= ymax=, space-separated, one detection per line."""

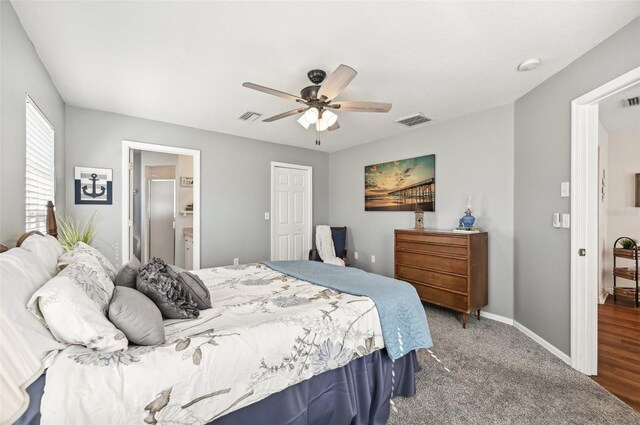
xmin=0 ymin=0 xmax=65 ymax=245
xmin=329 ymin=104 xmax=515 ymax=319
xmin=64 ymin=106 xmax=330 ymax=268
xmin=514 ymin=16 xmax=640 ymax=355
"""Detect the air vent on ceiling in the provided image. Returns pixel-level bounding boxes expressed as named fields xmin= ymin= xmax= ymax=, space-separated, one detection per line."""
xmin=395 ymin=113 xmax=432 ymax=127
xmin=625 ymin=96 xmax=639 ymax=107
xmin=238 ymin=111 xmax=262 ymax=122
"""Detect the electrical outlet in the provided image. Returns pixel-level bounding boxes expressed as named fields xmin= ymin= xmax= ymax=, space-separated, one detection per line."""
xmin=562 ymin=214 xmax=570 ymax=229
xmin=561 ymin=182 xmax=570 ymax=198
xmin=354 ymin=251 xmax=359 ymax=260
xmin=264 ymin=212 xmax=270 ymax=220
xmin=233 ymin=258 xmax=239 ymax=266
xmin=371 ymin=255 xmax=376 ymax=263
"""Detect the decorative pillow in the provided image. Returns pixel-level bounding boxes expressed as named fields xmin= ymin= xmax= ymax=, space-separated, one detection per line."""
xmin=27 ymin=274 xmax=128 ymax=352
xmin=108 ymin=287 xmax=165 ymax=346
xmin=136 ymin=258 xmax=199 ymax=319
xmin=57 ymin=241 xmax=117 ymax=282
xmin=0 ymin=248 xmax=65 ymax=366
xmin=115 ymin=257 xmax=141 ymax=288
xmin=20 ymin=234 xmax=64 ymax=278
xmin=167 ymin=265 xmax=211 ymax=310
xmin=59 ymin=256 xmax=114 ymax=314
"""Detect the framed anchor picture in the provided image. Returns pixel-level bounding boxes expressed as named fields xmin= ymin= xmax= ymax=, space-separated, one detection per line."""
xmin=74 ymin=166 xmax=113 ymax=205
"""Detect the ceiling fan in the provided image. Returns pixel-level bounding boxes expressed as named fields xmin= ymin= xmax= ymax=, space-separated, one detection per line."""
xmin=242 ymin=65 xmax=392 ymax=137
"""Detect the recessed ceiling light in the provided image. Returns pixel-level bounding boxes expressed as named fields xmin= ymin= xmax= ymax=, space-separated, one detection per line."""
xmin=517 ymin=58 xmax=541 ymax=71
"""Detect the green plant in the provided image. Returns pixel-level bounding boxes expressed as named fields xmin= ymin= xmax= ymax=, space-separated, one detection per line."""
xmin=57 ymin=213 xmax=99 ymax=251
xmin=619 ymin=238 xmax=637 ymax=249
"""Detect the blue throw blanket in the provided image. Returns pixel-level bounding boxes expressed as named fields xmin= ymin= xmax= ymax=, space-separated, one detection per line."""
xmin=264 ymin=261 xmax=433 ymax=360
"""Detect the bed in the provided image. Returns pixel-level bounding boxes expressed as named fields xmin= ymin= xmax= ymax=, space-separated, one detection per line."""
xmin=2 ymin=203 xmax=431 ymax=425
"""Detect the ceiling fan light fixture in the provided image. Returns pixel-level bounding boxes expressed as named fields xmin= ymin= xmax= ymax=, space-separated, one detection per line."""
xmin=315 ymin=110 xmax=338 ymax=132
xmin=297 ymin=115 xmax=311 ymax=129
xmin=304 ymin=107 xmax=319 ymax=124
xmin=324 ymin=110 xmax=338 ymax=127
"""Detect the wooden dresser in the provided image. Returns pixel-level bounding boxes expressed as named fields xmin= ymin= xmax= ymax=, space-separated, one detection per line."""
xmin=394 ymin=229 xmax=488 ymax=328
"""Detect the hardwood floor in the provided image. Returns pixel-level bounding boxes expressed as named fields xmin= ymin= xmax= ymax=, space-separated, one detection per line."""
xmin=592 ymin=296 xmax=640 ymax=412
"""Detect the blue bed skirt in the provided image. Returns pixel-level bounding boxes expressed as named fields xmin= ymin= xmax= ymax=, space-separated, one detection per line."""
xmin=18 ymin=349 xmax=418 ymax=425
xmin=210 ymin=349 xmax=419 ymax=425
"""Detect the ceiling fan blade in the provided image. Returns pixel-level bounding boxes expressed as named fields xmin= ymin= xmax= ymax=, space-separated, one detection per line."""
xmin=262 ymin=108 xmax=306 ymax=122
xmin=317 ymin=64 xmax=357 ymax=101
xmin=243 ymin=82 xmax=303 ymax=103
xmin=328 ymin=121 xmax=340 ymax=131
xmin=330 ymin=101 xmax=392 ymax=113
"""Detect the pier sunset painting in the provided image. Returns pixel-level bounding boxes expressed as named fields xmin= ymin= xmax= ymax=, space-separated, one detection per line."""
xmin=365 ymin=154 xmax=435 ymax=211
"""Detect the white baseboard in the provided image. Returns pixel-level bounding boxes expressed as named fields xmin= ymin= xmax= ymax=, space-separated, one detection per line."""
xmin=480 ymin=311 xmax=514 ymax=325
xmin=514 ymin=321 xmax=571 ymax=365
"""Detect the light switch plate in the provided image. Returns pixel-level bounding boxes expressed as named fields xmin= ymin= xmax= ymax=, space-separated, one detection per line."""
xmin=264 ymin=212 xmax=270 ymax=220
xmin=354 ymin=252 xmax=359 ymax=260
xmin=553 ymin=213 xmax=561 ymax=228
xmin=561 ymin=182 xmax=570 ymax=197
xmin=233 ymin=258 xmax=239 ymax=266
xmin=371 ymin=255 xmax=376 ymax=263
xmin=562 ymin=214 xmax=570 ymax=228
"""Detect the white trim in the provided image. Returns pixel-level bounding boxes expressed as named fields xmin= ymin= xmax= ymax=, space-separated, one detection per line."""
xmin=480 ymin=311 xmax=514 ymax=326
xmin=270 ymin=162 xmax=313 ymax=261
xmin=570 ymin=66 xmax=640 ymax=375
xmin=514 ymin=321 xmax=572 ymax=366
xmin=122 ymin=140 xmax=201 ymax=270
xmin=479 ymin=313 xmax=572 ymax=365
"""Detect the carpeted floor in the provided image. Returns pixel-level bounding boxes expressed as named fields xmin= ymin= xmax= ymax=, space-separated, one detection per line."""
xmin=388 ymin=305 xmax=640 ymax=425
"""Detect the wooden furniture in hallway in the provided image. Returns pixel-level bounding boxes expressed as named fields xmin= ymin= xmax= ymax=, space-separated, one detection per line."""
xmin=592 ymin=297 xmax=640 ymax=412
xmin=394 ymin=229 xmax=488 ymax=328
xmin=612 ymin=237 xmax=639 ymax=307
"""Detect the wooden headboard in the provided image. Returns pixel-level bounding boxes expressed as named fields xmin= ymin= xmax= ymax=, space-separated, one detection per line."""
xmin=0 ymin=201 xmax=58 ymax=253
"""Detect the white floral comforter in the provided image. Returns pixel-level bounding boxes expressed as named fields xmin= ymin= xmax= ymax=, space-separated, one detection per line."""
xmin=41 ymin=263 xmax=384 ymax=425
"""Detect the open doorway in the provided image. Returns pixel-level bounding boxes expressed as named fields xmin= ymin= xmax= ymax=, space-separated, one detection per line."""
xmin=570 ymin=66 xmax=640 ymax=376
xmin=122 ymin=141 xmax=201 ymax=270
xmin=592 ymin=84 xmax=640 ymax=411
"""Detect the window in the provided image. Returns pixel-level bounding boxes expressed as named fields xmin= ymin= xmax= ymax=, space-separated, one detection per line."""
xmin=25 ymin=96 xmax=55 ymax=233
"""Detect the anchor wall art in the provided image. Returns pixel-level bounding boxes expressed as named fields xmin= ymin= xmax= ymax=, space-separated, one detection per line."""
xmin=74 ymin=166 xmax=113 ymax=205
xmin=365 ymin=154 xmax=436 ymax=211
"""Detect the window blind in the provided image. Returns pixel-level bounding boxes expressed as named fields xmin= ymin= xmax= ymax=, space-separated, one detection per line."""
xmin=25 ymin=97 xmax=55 ymax=233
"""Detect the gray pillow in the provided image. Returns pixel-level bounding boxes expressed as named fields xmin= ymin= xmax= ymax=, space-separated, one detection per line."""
xmin=136 ymin=258 xmax=199 ymax=319
xmin=108 ymin=287 xmax=165 ymax=346
xmin=115 ymin=257 xmax=141 ymax=288
xmin=167 ymin=265 xmax=211 ymax=310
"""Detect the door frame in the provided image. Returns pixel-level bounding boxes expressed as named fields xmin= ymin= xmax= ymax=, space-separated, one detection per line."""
xmin=121 ymin=140 xmax=201 ymax=269
xmin=270 ymin=162 xmax=313 ymax=261
xmin=570 ymin=66 xmax=640 ymax=375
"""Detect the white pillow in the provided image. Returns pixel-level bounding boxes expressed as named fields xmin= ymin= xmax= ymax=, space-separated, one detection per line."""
xmin=27 ymin=271 xmax=128 ymax=352
xmin=57 ymin=256 xmax=114 ymax=314
xmin=57 ymin=241 xmax=117 ymax=282
xmin=20 ymin=234 xmax=64 ymax=278
xmin=0 ymin=248 xmax=65 ymax=366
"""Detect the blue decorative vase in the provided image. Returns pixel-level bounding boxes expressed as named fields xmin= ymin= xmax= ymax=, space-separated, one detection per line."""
xmin=459 ymin=209 xmax=476 ymax=229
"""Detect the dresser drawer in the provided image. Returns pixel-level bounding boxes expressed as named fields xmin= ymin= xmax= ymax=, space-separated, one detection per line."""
xmin=395 ymin=250 xmax=468 ymax=275
xmin=412 ymin=283 xmax=468 ymax=312
xmin=395 ymin=240 xmax=467 ymax=257
xmin=396 ymin=265 xmax=468 ymax=294
xmin=395 ymin=232 xmax=468 ymax=247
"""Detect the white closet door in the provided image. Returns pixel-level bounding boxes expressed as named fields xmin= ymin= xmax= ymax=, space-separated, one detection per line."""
xmin=272 ymin=167 xmax=308 ymax=261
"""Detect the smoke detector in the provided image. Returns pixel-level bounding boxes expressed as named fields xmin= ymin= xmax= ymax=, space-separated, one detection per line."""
xmin=517 ymin=58 xmax=541 ymax=71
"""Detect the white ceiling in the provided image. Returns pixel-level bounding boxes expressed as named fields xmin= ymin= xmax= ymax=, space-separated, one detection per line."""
xmin=11 ymin=1 xmax=640 ymax=153
xmin=600 ymin=84 xmax=640 ymax=134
